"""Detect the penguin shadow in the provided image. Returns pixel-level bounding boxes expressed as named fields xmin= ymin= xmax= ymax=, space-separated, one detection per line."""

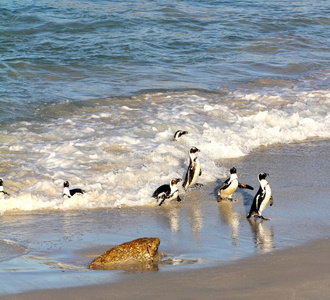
xmin=242 ymin=190 xmax=255 ymax=215
xmin=212 ymin=179 xmax=224 ymax=201
xmin=247 ymin=217 xmax=275 ymax=253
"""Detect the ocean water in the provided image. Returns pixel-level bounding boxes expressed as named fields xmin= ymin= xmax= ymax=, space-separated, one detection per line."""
xmin=0 ymin=0 xmax=329 ymax=295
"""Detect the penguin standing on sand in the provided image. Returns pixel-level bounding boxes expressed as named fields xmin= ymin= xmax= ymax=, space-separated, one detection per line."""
xmin=152 ymin=178 xmax=182 ymax=206
xmin=62 ymin=181 xmax=85 ymax=198
xmin=0 ymin=179 xmax=10 ymax=196
xmin=182 ymin=146 xmax=202 ymax=191
xmin=173 ymin=130 xmax=188 ymax=141
xmin=247 ymin=173 xmax=273 ymax=220
xmin=216 ymin=167 xmax=254 ymax=202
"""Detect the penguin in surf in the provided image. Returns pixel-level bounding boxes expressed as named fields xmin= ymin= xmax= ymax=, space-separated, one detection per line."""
xmin=173 ymin=130 xmax=188 ymax=141
xmin=0 ymin=179 xmax=10 ymax=196
xmin=182 ymin=146 xmax=202 ymax=191
xmin=152 ymin=178 xmax=182 ymax=206
xmin=62 ymin=181 xmax=85 ymax=198
xmin=247 ymin=173 xmax=273 ymax=220
xmin=216 ymin=167 xmax=254 ymax=202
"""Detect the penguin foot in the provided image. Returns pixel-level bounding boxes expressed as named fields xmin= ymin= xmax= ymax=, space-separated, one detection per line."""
xmin=258 ymin=215 xmax=270 ymax=221
xmin=194 ymin=183 xmax=204 ymax=188
xmin=218 ymin=197 xmax=237 ymax=203
xmin=247 ymin=212 xmax=258 ymax=219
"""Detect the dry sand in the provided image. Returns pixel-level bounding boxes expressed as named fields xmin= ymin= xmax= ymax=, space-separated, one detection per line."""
xmin=3 ymin=237 xmax=329 ymax=300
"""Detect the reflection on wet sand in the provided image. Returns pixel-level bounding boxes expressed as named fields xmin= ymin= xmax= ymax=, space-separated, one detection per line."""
xmin=164 ymin=205 xmax=181 ymax=233
xmin=248 ymin=218 xmax=274 ymax=253
xmin=217 ymin=202 xmax=240 ymax=245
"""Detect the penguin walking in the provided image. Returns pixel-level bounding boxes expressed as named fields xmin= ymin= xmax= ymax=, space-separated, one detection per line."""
xmin=182 ymin=146 xmax=202 ymax=191
xmin=216 ymin=167 xmax=254 ymax=202
xmin=0 ymin=179 xmax=10 ymax=196
xmin=247 ymin=173 xmax=273 ymax=220
xmin=173 ymin=130 xmax=188 ymax=141
xmin=62 ymin=181 xmax=85 ymax=198
xmin=152 ymin=178 xmax=182 ymax=206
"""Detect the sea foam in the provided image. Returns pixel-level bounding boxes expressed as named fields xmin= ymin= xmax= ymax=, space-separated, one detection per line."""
xmin=0 ymin=85 xmax=329 ymax=212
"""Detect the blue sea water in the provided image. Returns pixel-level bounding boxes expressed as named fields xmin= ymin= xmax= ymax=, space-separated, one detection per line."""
xmin=0 ymin=0 xmax=329 ymax=296
xmin=1 ymin=0 xmax=329 ymax=123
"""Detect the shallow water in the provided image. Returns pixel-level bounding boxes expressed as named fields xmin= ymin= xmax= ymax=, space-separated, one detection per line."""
xmin=0 ymin=140 xmax=329 ymax=295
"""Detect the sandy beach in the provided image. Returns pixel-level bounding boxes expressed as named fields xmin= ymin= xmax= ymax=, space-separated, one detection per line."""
xmin=2 ymin=237 xmax=329 ymax=300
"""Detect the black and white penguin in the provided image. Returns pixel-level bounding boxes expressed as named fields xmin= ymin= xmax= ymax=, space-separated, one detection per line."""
xmin=216 ymin=167 xmax=254 ymax=202
xmin=182 ymin=146 xmax=202 ymax=191
xmin=0 ymin=178 xmax=10 ymax=196
xmin=247 ymin=173 xmax=273 ymax=220
xmin=62 ymin=181 xmax=85 ymax=198
xmin=173 ymin=130 xmax=188 ymax=141
xmin=152 ymin=178 xmax=182 ymax=206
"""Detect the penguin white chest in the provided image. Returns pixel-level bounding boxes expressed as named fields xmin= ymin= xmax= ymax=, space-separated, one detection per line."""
xmin=167 ymin=189 xmax=179 ymax=201
xmin=220 ymin=179 xmax=238 ymax=198
xmin=63 ymin=187 xmax=71 ymax=198
xmin=259 ymin=183 xmax=272 ymax=213
xmin=190 ymin=158 xmax=201 ymax=186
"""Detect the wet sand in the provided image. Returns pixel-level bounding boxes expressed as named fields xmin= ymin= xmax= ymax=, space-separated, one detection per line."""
xmin=3 ymin=237 xmax=329 ymax=300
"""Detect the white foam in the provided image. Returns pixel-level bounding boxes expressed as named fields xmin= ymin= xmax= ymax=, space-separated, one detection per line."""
xmin=1 ymin=84 xmax=329 ymax=212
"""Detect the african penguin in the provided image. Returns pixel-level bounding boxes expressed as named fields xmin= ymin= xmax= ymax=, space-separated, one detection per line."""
xmin=62 ymin=181 xmax=85 ymax=198
xmin=152 ymin=178 xmax=182 ymax=206
xmin=247 ymin=173 xmax=273 ymax=220
xmin=0 ymin=179 xmax=10 ymax=196
xmin=173 ymin=130 xmax=188 ymax=141
xmin=182 ymin=146 xmax=202 ymax=191
xmin=217 ymin=167 xmax=254 ymax=202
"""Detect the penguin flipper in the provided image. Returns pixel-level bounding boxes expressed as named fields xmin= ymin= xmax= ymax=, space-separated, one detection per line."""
xmin=247 ymin=188 xmax=261 ymax=218
xmin=70 ymin=188 xmax=85 ymax=196
xmin=238 ymin=183 xmax=254 ymax=190
xmin=269 ymin=195 xmax=274 ymax=206
xmin=216 ymin=182 xmax=227 ymax=191
xmin=183 ymin=166 xmax=193 ymax=190
xmin=158 ymin=195 xmax=166 ymax=206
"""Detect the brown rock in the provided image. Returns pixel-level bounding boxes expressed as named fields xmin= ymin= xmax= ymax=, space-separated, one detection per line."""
xmin=89 ymin=237 xmax=161 ymax=271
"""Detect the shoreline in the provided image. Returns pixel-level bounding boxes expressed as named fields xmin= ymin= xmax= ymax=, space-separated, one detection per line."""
xmin=2 ymin=237 xmax=329 ymax=299
xmin=1 ymin=139 xmax=329 ymax=298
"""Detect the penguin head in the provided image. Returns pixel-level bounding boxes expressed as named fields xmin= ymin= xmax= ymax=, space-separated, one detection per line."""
xmin=170 ymin=178 xmax=182 ymax=186
xmin=189 ymin=146 xmax=200 ymax=154
xmin=230 ymin=167 xmax=237 ymax=174
xmin=258 ymin=173 xmax=269 ymax=180
xmin=63 ymin=181 xmax=70 ymax=188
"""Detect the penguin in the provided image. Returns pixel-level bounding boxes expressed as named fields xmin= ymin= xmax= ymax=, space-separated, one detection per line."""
xmin=152 ymin=178 xmax=182 ymax=206
xmin=173 ymin=130 xmax=188 ymax=141
xmin=182 ymin=146 xmax=202 ymax=190
xmin=62 ymin=181 xmax=85 ymax=198
xmin=216 ymin=167 xmax=254 ymax=202
xmin=247 ymin=173 xmax=273 ymax=220
xmin=0 ymin=179 xmax=10 ymax=196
